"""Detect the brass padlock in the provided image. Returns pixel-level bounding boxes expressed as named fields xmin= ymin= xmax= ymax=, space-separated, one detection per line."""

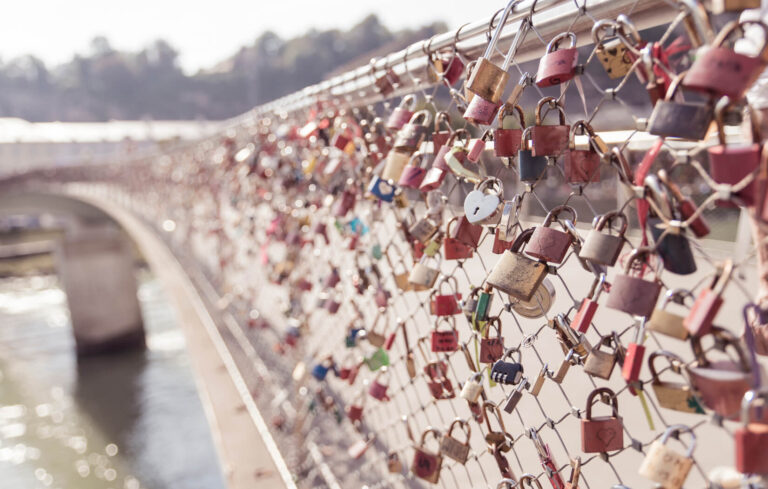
xmin=486 ymin=228 xmax=548 ymax=301
xmin=647 ymin=288 xmax=693 ymax=340
xmin=583 ymin=333 xmax=620 ymax=380
xmin=440 ymin=418 xmax=471 ymax=464
xmin=579 ymin=211 xmax=628 ymax=267
xmin=649 ymin=350 xmax=705 ymax=414
xmin=592 ymin=18 xmax=637 ymax=79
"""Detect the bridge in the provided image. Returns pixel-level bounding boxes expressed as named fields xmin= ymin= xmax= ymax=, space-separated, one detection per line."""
xmin=2 ymin=1 xmax=768 ymax=489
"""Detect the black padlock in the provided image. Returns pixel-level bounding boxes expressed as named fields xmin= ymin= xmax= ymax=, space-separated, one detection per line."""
xmin=490 ymin=348 xmax=524 ymax=385
xmin=648 ymin=218 xmax=697 ymax=276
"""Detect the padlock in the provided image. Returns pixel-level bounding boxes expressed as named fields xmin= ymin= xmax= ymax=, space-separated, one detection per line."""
xmin=684 ymin=20 xmax=768 ymax=100
xmin=480 ymin=317 xmax=505 ymax=363
xmin=688 ymin=327 xmax=757 ymax=418
xmin=460 ymin=372 xmax=485 ymax=403
xmin=492 ymin=228 xmax=515 ymax=255
xmin=648 ymin=218 xmax=697 ymax=276
xmin=364 ymin=347 xmax=390 ymax=371
xmin=397 ymin=152 xmax=431 ymax=189
xmin=323 ymin=267 xmax=341 ymax=288
xmin=564 ymin=456 xmax=582 ymax=489
xmin=387 ymin=451 xmax=403 ymax=473
xmin=735 ymin=388 xmax=768 ymax=474
xmin=710 ymin=0 xmax=761 ymax=13
xmin=374 ymin=67 xmax=400 ymax=96
xmin=408 ymin=253 xmax=441 ymax=291
xmin=639 ymin=424 xmax=696 ymax=489
xmin=592 ymin=19 xmax=636 ymax=79
xmin=622 ymin=320 xmax=647 ymax=389
xmin=509 ymin=277 xmax=556 ymax=319
xmin=684 ymin=259 xmax=733 ymax=337
xmin=535 ymin=32 xmax=579 ymax=87
xmin=467 ymin=131 xmax=490 ymax=162
xmin=440 ymin=419 xmax=471 ymax=464
xmin=367 ymin=175 xmax=396 ymax=202
xmin=502 ymin=377 xmax=528 ymax=414
xmin=409 ymin=216 xmax=439 ymax=244
xmin=580 ymin=387 xmax=624 ymax=453
xmin=331 ymin=126 xmax=352 ymax=152
xmin=648 ymin=288 xmax=694 ymax=340
xmin=527 ymin=205 xmax=577 ymax=264
xmin=657 ymin=169 xmax=711 ymax=237
xmin=445 ymin=135 xmax=482 ymax=183
xmin=346 ymin=391 xmax=365 ymax=422
xmin=463 ymin=93 xmax=502 ymax=126
xmin=583 ymin=334 xmax=619 ymax=380
xmin=430 ymin=277 xmax=462 ymax=316
xmin=447 ymin=215 xmax=483 ymax=249
xmin=334 ymin=189 xmax=357 ymax=217
xmin=311 ymin=357 xmax=335 ymax=381
xmin=424 ymin=359 xmax=455 ymax=400
xmin=431 ymin=317 xmax=459 ymax=352
xmin=365 ymin=312 xmax=388 ymax=348
xmin=394 ymin=110 xmax=432 ymax=151
xmin=443 ymin=234 xmax=474 ymax=260
xmin=386 ymin=94 xmax=416 ymax=131
xmin=381 ymin=149 xmax=413 ymax=182
xmin=605 ymin=247 xmax=662 ymax=318
xmin=494 ymin=104 xmax=526 ymax=157
xmin=491 ymin=347 xmax=524 ymax=385
xmin=483 ymin=400 xmax=513 ymax=452
xmin=486 ymin=228 xmax=548 ymax=301
xmin=579 ymin=211 xmax=628 ymax=267
xmin=430 ymin=127 xmax=466 ymax=176
xmin=709 ymin=98 xmax=762 ymax=207
xmin=564 ymin=121 xmax=601 ymax=184
xmin=518 ymin=127 xmax=549 ymax=182
xmin=531 ymin=97 xmax=570 ymax=157
xmin=519 ymin=474 xmax=544 ymax=489
xmin=411 ymin=428 xmax=443 ymax=483
xmin=465 ymin=1 xmax=528 ymax=103
xmin=368 ymin=367 xmax=391 ymax=401
xmin=648 ymin=350 xmax=705 ymax=414
xmin=430 ymin=50 xmax=465 ymax=86
xmin=647 ymin=71 xmax=713 ymax=140
xmin=463 ymin=177 xmax=504 ymax=225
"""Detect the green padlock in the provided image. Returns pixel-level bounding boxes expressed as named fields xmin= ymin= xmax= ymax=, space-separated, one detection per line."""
xmin=473 ymin=286 xmax=493 ymax=329
xmin=364 ymin=347 xmax=390 ymax=371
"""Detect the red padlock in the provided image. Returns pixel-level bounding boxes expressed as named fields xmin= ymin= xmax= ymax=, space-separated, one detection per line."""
xmin=346 ymin=392 xmax=365 ymax=422
xmin=463 ymin=93 xmax=502 ymax=126
xmin=479 ymin=318 xmax=505 ymax=363
xmin=571 ymin=274 xmax=607 ymax=333
xmin=424 ymin=360 xmax=455 ymax=399
xmin=385 ymin=95 xmax=416 ymax=131
xmin=431 ymin=317 xmax=459 ymax=352
xmin=684 ymin=260 xmax=732 ymax=337
xmin=333 ymin=189 xmax=357 ymax=217
xmin=564 ymin=121 xmax=602 ymax=184
xmin=622 ymin=322 xmax=647 ymax=393
xmin=581 ymin=387 xmax=624 ymax=453
xmin=443 ymin=236 xmax=474 ymax=260
xmin=412 ymin=429 xmax=443 ymax=483
xmin=683 ymin=20 xmax=768 ymax=100
xmin=536 ymin=32 xmax=579 ymax=87
xmin=432 ymin=111 xmax=453 ymax=154
xmin=397 ymin=152 xmax=431 ymax=189
xmin=467 ymin=133 xmax=489 ymax=163
xmin=368 ymin=368 xmax=391 ymax=401
xmin=492 ymin=228 xmax=514 ymax=254
xmin=531 ymin=97 xmax=570 ymax=157
xmin=447 ymin=215 xmax=483 ymax=249
xmin=735 ymin=389 xmax=768 ymax=474
xmin=708 ymin=99 xmax=762 ymax=207
xmin=431 ymin=50 xmax=465 ymax=86
xmin=526 ymin=205 xmax=577 ymax=264
xmin=494 ymin=104 xmax=526 ymax=157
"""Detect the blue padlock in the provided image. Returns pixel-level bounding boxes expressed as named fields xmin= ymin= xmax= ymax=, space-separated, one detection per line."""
xmin=518 ymin=127 xmax=548 ymax=182
xmin=311 ymin=358 xmax=334 ymax=381
xmin=345 ymin=327 xmax=363 ymax=348
xmin=368 ymin=176 xmax=396 ymax=202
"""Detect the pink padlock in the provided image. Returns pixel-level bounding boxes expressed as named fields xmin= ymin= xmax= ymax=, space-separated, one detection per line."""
xmin=368 ymin=368 xmax=391 ymax=401
xmin=536 ymin=32 xmax=579 ymax=87
xmin=467 ymin=134 xmax=488 ymax=163
xmin=385 ymin=95 xmax=417 ymax=131
xmin=463 ymin=93 xmax=501 ymax=126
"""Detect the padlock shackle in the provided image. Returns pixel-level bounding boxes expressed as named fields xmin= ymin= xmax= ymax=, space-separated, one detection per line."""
xmin=482 ymin=399 xmax=508 ymax=436
xmin=713 ymin=96 xmax=762 ymax=147
xmin=398 ymin=94 xmax=417 ymax=110
xmin=535 ymin=97 xmax=567 ymax=126
xmin=498 ymin=103 xmax=526 ymax=129
xmin=482 ymin=0 xmax=526 ymax=59
xmin=406 ymin=151 xmax=431 ymax=170
xmin=509 ymin=227 xmax=535 ymax=253
xmin=709 ymin=259 xmax=734 ymax=295
xmin=568 ymin=120 xmax=597 ymax=149
xmin=660 ymin=287 xmax=695 ymax=308
xmin=434 ymin=111 xmax=451 ymax=132
xmin=433 ymin=315 xmax=458 ymax=331
xmin=659 ymin=423 xmax=696 ymax=457
xmin=584 ymin=387 xmax=620 ymax=420
xmin=486 ymin=316 xmax=503 ymax=337
xmin=595 ymin=211 xmax=628 ymax=235
xmin=591 ymin=19 xmax=618 ymax=45
xmin=447 ymin=417 xmax=472 ymax=442
xmin=519 ymin=474 xmax=544 ymax=489
xmin=542 ymin=204 xmax=578 ymax=228
xmin=648 ymin=350 xmax=686 ymax=382
xmin=408 ymin=109 xmax=433 ymax=127
xmin=501 ymin=346 xmax=521 ymax=362
xmin=546 ymin=32 xmax=577 ymax=53
xmin=690 ymin=326 xmax=752 ymax=372
xmin=496 ymin=478 xmax=519 ymax=489
xmin=713 ymin=19 xmax=768 ymax=55
xmin=741 ymin=388 xmax=768 ymax=425
xmin=622 ymin=246 xmax=657 ymax=275
xmin=452 ymin=128 xmax=471 ymax=148
xmin=419 ymin=427 xmax=442 ymax=448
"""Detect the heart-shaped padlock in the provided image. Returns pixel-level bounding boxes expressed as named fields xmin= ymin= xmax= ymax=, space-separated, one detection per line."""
xmin=463 ymin=177 xmax=503 ymax=225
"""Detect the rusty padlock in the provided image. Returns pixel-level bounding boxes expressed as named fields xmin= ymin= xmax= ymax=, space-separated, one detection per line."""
xmin=411 ymin=428 xmax=443 ymax=483
xmin=494 ymin=104 xmax=526 ymax=157
xmin=683 ymin=20 xmax=768 ymax=100
xmin=647 ymin=71 xmax=713 ymax=140
xmin=480 ymin=317 xmax=505 ymax=364
xmin=564 ymin=121 xmax=602 ymax=184
xmin=579 ymin=211 xmax=628 ymax=267
xmin=440 ymin=419 xmax=472 ymax=464
xmin=486 ymin=228 xmax=548 ymax=301
xmin=581 ymin=387 xmax=624 ymax=453
xmin=605 ymin=247 xmax=662 ymax=318
xmin=526 ymin=205 xmax=577 ymax=264
xmin=531 ymin=97 xmax=570 ymax=157
xmin=649 ymin=350 xmax=705 ymax=414
xmin=385 ymin=94 xmax=416 ymax=131
xmin=536 ymin=32 xmax=579 ymax=87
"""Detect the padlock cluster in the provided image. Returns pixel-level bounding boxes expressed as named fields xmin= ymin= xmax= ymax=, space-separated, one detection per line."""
xmin=42 ymin=0 xmax=768 ymax=488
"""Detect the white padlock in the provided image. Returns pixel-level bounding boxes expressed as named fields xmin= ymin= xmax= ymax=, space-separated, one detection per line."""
xmin=638 ymin=424 xmax=696 ymax=489
xmin=460 ymin=372 xmax=484 ymax=402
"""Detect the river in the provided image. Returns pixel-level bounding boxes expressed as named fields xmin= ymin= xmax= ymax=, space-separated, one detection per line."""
xmin=0 ymin=271 xmax=226 ymax=489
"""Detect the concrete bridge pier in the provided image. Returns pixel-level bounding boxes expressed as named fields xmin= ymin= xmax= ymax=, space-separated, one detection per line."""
xmin=55 ymin=226 xmax=145 ymax=356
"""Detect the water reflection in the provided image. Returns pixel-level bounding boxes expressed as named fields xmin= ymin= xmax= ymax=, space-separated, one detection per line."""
xmin=0 ymin=272 xmax=226 ymax=489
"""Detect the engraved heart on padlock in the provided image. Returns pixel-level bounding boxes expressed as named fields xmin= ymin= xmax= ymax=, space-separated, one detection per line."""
xmin=377 ymin=179 xmax=394 ymax=194
xmin=596 ymin=427 xmax=617 ymax=445
xmin=464 ymin=190 xmax=499 ymax=224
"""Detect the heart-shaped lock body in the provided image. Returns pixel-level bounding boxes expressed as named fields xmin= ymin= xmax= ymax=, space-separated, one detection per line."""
xmin=464 ymin=177 xmax=503 ymax=225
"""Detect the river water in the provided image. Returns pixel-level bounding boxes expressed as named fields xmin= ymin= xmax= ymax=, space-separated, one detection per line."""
xmin=0 ymin=271 xmax=226 ymax=489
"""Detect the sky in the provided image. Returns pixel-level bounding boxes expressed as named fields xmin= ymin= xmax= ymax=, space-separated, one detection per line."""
xmin=0 ymin=1 xmax=506 ymax=73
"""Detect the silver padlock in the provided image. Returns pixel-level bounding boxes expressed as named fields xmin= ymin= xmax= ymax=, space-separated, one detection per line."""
xmin=463 ymin=177 xmax=503 ymax=225
xmin=638 ymin=424 xmax=696 ymax=489
xmin=503 ymin=377 xmax=529 ymax=413
xmin=579 ymin=211 xmax=628 ymax=267
xmin=408 ymin=253 xmax=442 ymax=291
xmin=460 ymin=372 xmax=484 ymax=402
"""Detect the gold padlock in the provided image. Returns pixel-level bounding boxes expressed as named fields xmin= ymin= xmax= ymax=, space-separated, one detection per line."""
xmin=408 ymin=254 xmax=441 ymax=291
xmin=648 ymin=289 xmax=693 ymax=340
xmin=486 ymin=228 xmax=547 ymax=301
xmin=440 ymin=418 xmax=471 ymax=464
